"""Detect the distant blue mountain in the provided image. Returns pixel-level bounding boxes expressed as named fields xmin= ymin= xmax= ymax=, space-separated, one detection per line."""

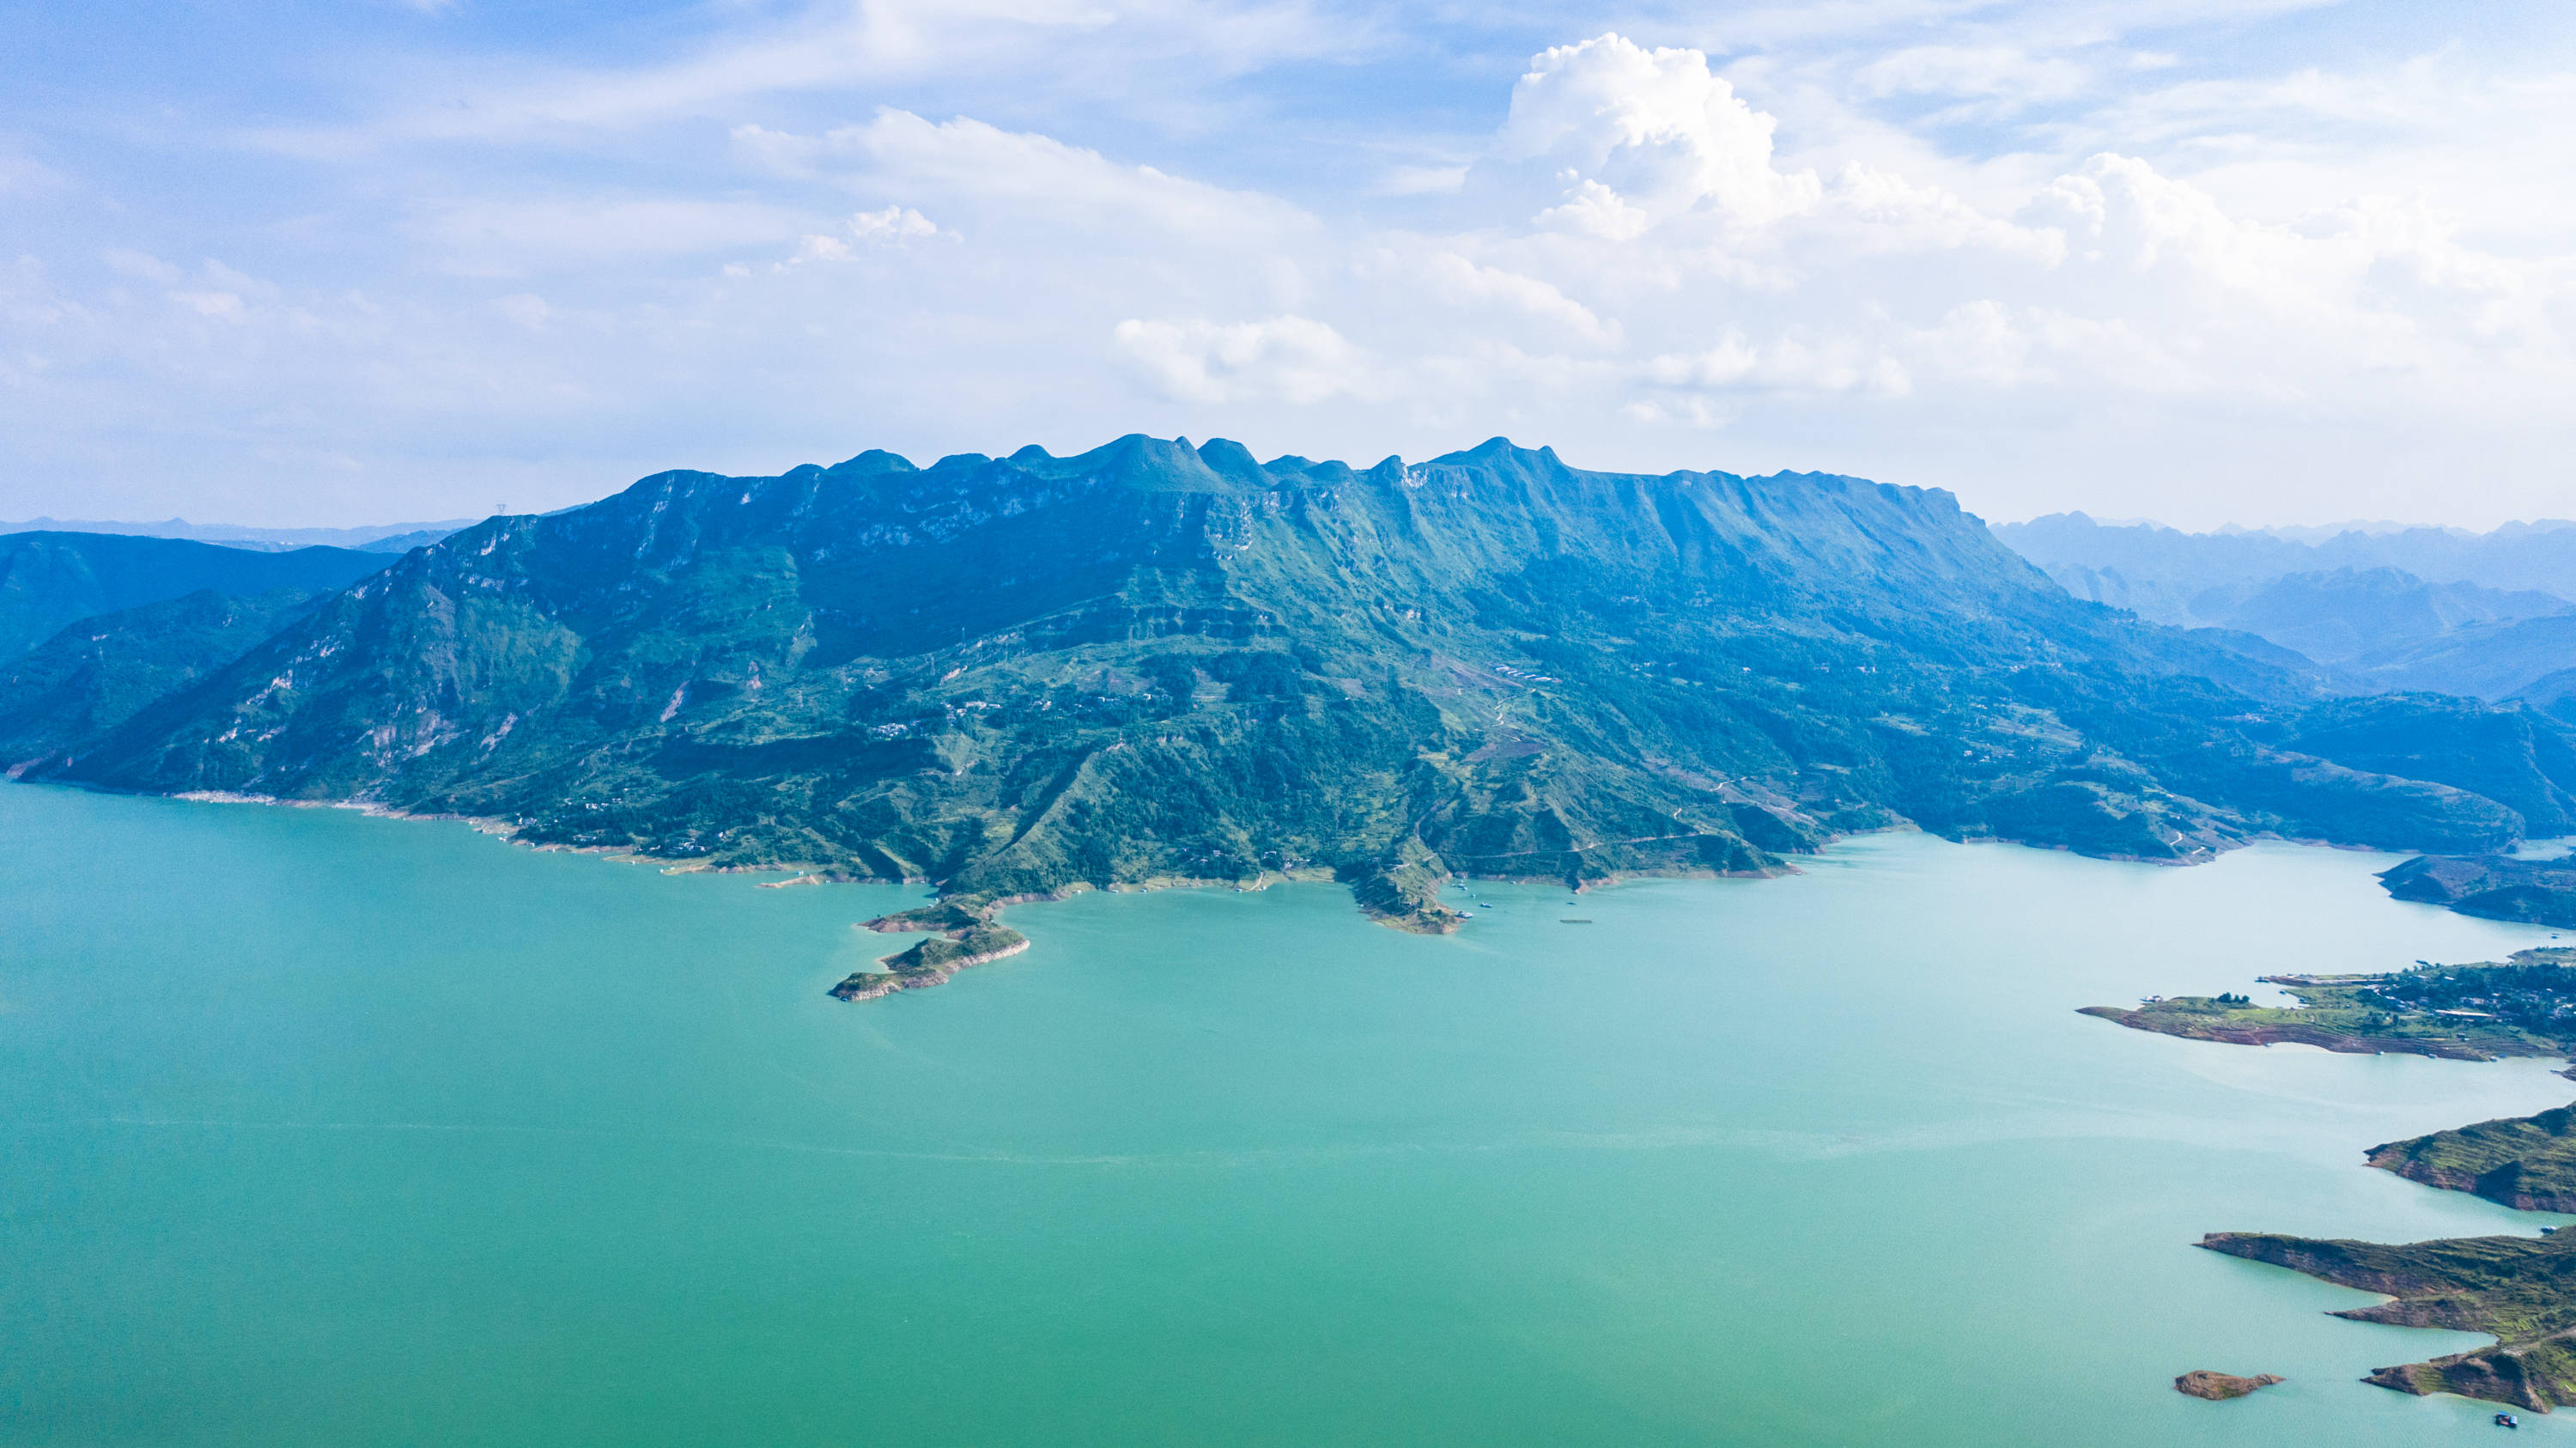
xmin=0 ymin=516 xmax=475 ymax=552
xmin=1995 ymin=514 xmax=2576 ymax=699
xmin=0 ymin=531 xmax=392 ymax=661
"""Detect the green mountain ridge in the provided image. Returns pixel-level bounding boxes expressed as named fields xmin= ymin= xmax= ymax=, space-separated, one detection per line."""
xmin=0 ymin=531 xmax=392 ymax=662
xmin=0 ymin=587 xmax=331 ymax=771
xmin=24 ymin=436 xmax=2576 ymax=925
xmin=2382 ymin=855 xmax=2576 ymax=928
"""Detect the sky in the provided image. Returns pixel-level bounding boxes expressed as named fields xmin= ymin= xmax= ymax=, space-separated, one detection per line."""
xmin=3 ymin=1 xmax=2572 ymax=530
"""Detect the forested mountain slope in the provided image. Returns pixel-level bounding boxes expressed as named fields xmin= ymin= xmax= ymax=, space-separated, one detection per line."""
xmin=31 ymin=437 xmax=2576 ymax=921
xmin=0 ymin=588 xmax=329 ymax=770
xmin=0 ymin=532 xmax=391 ymax=662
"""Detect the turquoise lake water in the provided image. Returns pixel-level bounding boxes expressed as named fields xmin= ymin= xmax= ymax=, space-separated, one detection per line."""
xmin=7 ymin=782 xmax=2576 ymax=1445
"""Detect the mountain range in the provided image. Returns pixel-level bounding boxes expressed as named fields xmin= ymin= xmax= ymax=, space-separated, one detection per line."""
xmin=0 ymin=516 xmax=473 ymax=552
xmin=1997 ymin=514 xmax=2576 ymax=701
xmin=0 ymin=532 xmax=396 ymax=663
xmin=11 ymin=435 xmax=2576 ymax=928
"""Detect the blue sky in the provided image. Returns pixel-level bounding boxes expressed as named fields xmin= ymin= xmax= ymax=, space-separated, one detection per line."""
xmin=3 ymin=1 xmax=2571 ymax=527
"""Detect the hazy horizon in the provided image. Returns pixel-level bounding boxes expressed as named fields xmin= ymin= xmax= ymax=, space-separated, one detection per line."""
xmin=3 ymin=435 xmax=2568 ymax=541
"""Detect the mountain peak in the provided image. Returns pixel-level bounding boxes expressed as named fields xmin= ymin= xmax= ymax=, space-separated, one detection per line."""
xmin=1194 ymin=438 xmax=1265 ymax=483
xmin=829 ymin=449 xmax=917 ymax=476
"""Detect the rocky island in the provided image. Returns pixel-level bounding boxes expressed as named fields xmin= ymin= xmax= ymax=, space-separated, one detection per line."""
xmin=2172 ymin=1370 xmax=2282 ymax=1400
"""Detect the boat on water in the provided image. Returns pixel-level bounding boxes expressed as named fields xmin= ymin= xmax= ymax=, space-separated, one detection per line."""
xmin=2496 ymin=1411 xmax=2519 ymax=1428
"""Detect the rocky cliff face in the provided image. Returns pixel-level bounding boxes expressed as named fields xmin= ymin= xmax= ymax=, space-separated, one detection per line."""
xmin=30 ymin=435 xmax=2576 ymax=911
xmin=2382 ymin=855 xmax=2576 ymax=928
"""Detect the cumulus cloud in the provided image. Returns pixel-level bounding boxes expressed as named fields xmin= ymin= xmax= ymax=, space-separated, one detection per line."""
xmin=781 ymin=205 xmax=945 ymax=267
xmin=848 ymin=204 xmax=939 ymax=242
xmin=1111 ymin=316 xmax=1361 ymax=404
xmin=1498 ymin=33 xmax=1823 ymax=232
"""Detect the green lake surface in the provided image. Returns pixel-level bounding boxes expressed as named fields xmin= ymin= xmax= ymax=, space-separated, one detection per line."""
xmin=7 ymin=783 xmax=2576 ymax=1445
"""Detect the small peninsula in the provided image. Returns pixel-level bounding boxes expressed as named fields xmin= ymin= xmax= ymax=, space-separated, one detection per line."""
xmin=2369 ymin=1104 xmax=2576 ymax=1213
xmin=829 ymin=897 xmax=1030 ymax=1001
xmin=2081 ymin=948 xmax=2576 ymax=1062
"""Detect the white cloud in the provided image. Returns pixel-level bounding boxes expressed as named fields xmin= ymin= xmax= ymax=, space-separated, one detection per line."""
xmin=251 ymin=0 xmax=1368 ymax=155
xmin=1852 ymin=46 xmax=2093 ymax=103
xmin=410 ymin=197 xmax=809 ymax=274
xmin=1111 ymin=316 xmax=1361 ymax=403
xmin=848 ymin=204 xmax=939 ymax=241
xmin=103 ymin=249 xmax=182 ymax=284
xmin=1376 ymin=164 xmax=1467 ymax=197
xmin=1824 ymin=163 xmax=2063 ymax=259
xmin=0 ymin=147 xmax=64 ymax=196
xmin=777 ymin=210 xmax=942 ymax=266
xmin=789 ymin=234 xmax=852 ymax=265
xmin=1413 ymin=251 xmax=1619 ymax=347
xmin=781 ymin=110 xmax=1315 ymax=243
xmin=1498 ymin=33 xmax=1823 ymax=232
xmin=173 ymin=290 xmax=247 ymax=320
xmin=493 ymin=293 xmax=550 ymax=328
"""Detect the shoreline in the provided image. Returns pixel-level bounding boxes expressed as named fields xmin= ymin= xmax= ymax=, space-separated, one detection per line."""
xmin=130 ymin=781 xmax=1857 ymax=934
xmin=2087 ymin=953 xmax=2576 ymax=1414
